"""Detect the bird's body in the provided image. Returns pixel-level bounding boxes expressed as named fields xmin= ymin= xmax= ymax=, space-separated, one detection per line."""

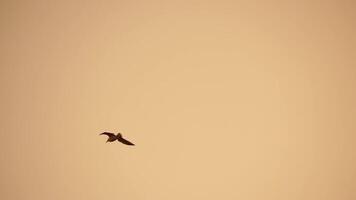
xmin=100 ymin=132 xmax=135 ymax=145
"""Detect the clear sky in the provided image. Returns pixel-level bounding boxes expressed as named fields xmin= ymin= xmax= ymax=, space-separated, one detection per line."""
xmin=1 ymin=1 xmax=355 ymax=199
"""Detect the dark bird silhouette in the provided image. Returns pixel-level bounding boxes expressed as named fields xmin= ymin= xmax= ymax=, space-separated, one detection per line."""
xmin=100 ymin=132 xmax=135 ymax=146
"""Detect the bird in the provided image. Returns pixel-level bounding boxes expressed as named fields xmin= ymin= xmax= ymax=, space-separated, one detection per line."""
xmin=100 ymin=132 xmax=135 ymax=146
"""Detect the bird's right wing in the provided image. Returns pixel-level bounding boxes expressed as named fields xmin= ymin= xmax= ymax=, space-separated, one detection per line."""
xmin=100 ymin=132 xmax=116 ymax=137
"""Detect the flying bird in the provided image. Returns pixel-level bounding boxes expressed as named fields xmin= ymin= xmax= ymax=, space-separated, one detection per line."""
xmin=100 ymin=132 xmax=135 ymax=146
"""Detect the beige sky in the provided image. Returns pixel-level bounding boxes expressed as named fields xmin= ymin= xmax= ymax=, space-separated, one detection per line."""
xmin=1 ymin=1 xmax=355 ymax=199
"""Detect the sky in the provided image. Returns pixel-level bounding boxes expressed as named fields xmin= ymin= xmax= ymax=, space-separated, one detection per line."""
xmin=1 ymin=0 xmax=355 ymax=199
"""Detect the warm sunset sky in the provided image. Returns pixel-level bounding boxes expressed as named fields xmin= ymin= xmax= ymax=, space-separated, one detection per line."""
xmin=1 ymin=1 xmax=355 ymax=199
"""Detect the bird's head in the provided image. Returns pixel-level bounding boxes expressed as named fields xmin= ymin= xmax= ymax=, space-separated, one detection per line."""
xmin=117 ymin=132 xmax=122 ymax=137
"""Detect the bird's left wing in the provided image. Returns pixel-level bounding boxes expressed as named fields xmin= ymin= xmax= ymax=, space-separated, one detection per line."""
xmin=117 ymin=137 xmax=135 ymax=145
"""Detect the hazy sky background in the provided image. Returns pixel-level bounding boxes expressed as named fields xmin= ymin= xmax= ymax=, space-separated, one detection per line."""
xmin=1 ymin=1 xmax=355 ymax=199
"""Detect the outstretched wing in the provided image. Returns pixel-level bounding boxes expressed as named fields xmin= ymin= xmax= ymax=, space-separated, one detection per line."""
xmin=100 ymin=132 xmax=116 ymax=137
xmin=117 ymin=137 xmax=135 ymax=145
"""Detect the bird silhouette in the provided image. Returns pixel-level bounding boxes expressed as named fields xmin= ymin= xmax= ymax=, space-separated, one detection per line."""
xmin=100 ymin=132 xmax=135 ymax=146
